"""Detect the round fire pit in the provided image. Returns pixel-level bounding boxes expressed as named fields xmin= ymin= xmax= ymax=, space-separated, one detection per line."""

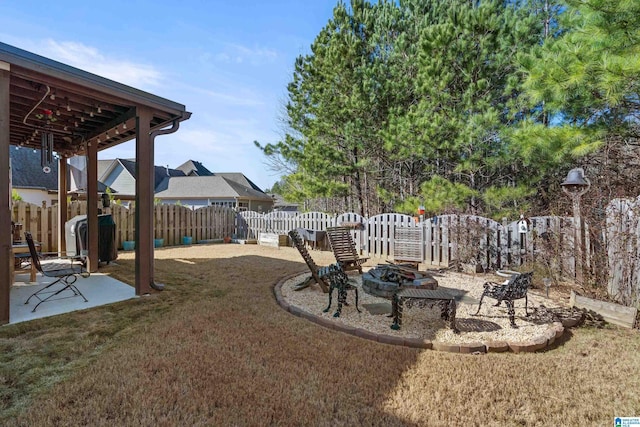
xmin=362 ymin=265 xmax=438 ymax=299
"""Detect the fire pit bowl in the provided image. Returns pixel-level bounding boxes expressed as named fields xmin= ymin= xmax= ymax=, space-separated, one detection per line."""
xmin=362 ymin=264 xmax=438 ymax=299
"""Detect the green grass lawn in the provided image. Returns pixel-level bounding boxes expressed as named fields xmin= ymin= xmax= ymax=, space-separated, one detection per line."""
xmin=1 ymin=245 xmax=638 ymax=426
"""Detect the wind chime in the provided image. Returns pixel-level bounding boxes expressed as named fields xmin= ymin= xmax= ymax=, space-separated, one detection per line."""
xmin=35 ymin=109 xmax=55 ymax=173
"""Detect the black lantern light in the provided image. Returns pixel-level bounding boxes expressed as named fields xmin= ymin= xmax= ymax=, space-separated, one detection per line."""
xmin=101 ymin=191 xmax=111 ymax=208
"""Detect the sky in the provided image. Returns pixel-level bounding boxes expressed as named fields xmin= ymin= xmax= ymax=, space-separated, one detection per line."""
xmin=0 ymin=0 xmax=338 ymax=191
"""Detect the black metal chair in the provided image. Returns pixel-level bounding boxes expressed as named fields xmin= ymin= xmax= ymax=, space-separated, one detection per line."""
xmin=323 ymin=263 xmax=361 ymax=318
xmin=474 ymin=271 xmax=533 ymax=328
xmin=24 ymin=231 xmax=90 ymax=312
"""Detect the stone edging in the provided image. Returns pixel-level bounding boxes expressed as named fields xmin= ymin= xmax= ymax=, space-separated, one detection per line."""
xmin=273 ymin=272 xmax=567 ymax=354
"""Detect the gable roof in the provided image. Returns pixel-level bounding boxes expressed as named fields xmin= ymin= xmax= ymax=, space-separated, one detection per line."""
xmin=176 ymin=160 xmax=213 ymax=176
xmin=215 ymin=173 xmax=263 ymax=192
xmin=155 ymin=175 xmax=272 ymax=200
xmin=97 ymin=159 xmax=118 ymax=181
xmin=154 ymin=164 xmax=187 ymax=188
xmin=106 ymin=158 xmax=186 ymax=190
xmin=269 ymin=193 xmax=299 ymax=210
xmin=117 ymin=158 xmax=138 ymax=179
xmin=10 ymin=148 xmax=60 ymax=190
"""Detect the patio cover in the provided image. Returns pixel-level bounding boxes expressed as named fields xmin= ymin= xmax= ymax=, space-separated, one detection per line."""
xmin=0 ymin=42 xmax=191 ymax=324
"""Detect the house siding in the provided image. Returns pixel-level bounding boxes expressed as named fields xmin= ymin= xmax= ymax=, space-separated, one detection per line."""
xmin=103 ymin=163 xmax=136 ymax=196
xmin=159 ymin=197 xmax=273 ymax=212
xmin=248 ymin=200 xmax=270 ymax=213
xmin=14 ymin=188 xmax=56 ymax=207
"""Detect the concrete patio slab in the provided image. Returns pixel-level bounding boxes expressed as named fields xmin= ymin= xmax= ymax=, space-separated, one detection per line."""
xmin=9 ymin=272 xmax=136 ymax=324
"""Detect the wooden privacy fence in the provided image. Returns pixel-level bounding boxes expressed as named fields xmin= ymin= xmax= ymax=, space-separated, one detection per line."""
xmin=11 ymin=201 xmax=236 ymax=252
xmin=606 ymin=197 xmax=640 ymax=307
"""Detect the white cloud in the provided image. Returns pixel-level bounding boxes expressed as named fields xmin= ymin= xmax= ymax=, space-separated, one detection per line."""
xmin=42 ymin=39 xmax=163 ymax=88
xmin=179 ymin=85 xmax=265 ymax=107
xmin=215 ymin=43 xmax=278 ymax=65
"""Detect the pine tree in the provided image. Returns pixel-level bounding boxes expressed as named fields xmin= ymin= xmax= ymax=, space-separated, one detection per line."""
xmin=386 ymin=0 xmax=540 ymax=217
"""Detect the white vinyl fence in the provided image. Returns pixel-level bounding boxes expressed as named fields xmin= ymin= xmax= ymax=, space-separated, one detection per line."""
xmin=238 ymin=211 xmax=584 ymax=276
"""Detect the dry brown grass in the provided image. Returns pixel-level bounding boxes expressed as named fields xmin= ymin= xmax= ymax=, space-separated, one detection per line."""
xmin=1 ymin=244 xmax=639 ymax=426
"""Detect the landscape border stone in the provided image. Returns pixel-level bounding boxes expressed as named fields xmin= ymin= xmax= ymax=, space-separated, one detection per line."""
xmin=485 ymin=341 xmax=510 ymax=353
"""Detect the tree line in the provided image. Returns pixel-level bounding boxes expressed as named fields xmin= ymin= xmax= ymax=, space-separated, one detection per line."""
xmin=257 ymin=0 xmax=640 ymax=222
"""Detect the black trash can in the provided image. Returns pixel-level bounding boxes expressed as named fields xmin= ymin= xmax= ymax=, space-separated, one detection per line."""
xmin=98 ymin=214 xmax=118 ymax=263
xmin=76 ymin=214 xmax=118 ymax=263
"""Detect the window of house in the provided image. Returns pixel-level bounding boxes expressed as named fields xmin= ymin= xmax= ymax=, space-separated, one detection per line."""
xmin=210 ymin=201 xmax=234 ymax=208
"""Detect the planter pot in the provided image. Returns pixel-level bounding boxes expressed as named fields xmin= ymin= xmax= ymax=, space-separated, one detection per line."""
xmin=182 ymin=236 xmax=193 ymax=245
xmin=223 ymin=236 xmax=232 ymax=244
xmin=154 ymin=238 xmax=164 ymax=248
xmin=122 ymin=241 xmax=135 ymax=251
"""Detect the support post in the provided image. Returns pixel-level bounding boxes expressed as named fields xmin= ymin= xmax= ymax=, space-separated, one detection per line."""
xmin=0 ymin=62 xmax=10 ymax=324
xmin=572 ymin=196 xmax=584 ymax=286
xmin=135 ymin=107 xmax=154 ymax=295
xmin=58 ymin=156 xmax=68 ymax=256
xmin=87 ymin=142 xmax=99 ymax=272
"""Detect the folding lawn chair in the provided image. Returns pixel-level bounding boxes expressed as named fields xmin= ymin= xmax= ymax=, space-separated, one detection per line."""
xmin=23 ymin=231 xmax=90 ymax=312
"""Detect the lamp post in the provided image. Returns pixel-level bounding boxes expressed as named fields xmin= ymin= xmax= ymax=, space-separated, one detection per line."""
xmin=561 ymin=168 xmax=590 ymax=285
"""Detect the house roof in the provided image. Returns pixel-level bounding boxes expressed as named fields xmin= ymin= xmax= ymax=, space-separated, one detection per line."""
xmin=154 ymin=164 xmax=187 ymax=187
xmin=117 ymin=158 xmax=138 ymax=178
xmin=97 ymin=159 xmax=117 ymax=181
xmin=215 ymin=173 xmax=263 ymax=192
xmin=110 ymin=158 xmax=186 ymax=190
xmin=269 ymin=193 xmax=299 ymax=210
xmin=155 ymin=175 xmax=273 ymax=200
xmin=10 ymin=148 xmax=113 ymax=193
xmin=176 ymin=160 xmax=213 ymax=176
xmin=10 ymin=147 xmax=60 ymax=190
xmin=69 ymin=181 xmax=114 ymax=195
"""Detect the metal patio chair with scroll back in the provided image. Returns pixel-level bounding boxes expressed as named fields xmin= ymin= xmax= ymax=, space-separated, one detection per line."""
xmin=474 ymin=271 xmax=533 ymax=328
xmin=23 ymin=231 xmax=90 ymax=312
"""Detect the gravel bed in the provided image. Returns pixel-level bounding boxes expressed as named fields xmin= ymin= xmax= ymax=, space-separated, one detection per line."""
xmin=280 ymin=270 xmax=561 ymax=345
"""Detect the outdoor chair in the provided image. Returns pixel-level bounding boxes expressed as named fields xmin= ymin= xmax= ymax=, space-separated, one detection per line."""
xmin=326 ymin=226 xmax=369 ymax=273
xmin=323 ymin=263 xmax=360 ymax=318
xmin=288 ymin=229 xmax=329 ymax=293
xmin=474 ymin=271 xmax=533 ymax=328
xmin=24 ymin=231 xmax=90 ymax=312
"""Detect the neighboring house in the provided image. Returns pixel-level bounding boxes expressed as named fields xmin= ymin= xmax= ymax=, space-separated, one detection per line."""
xmin=11 ymin=149 xmax=113 ymax=207
xmin=98 ymin=158 xmax=186 ymax=202
xmin=175 ymin=159 xmax=213 ymax=176
xmin=10 ymin=148 xmax=60 ymax=207
xmin=155 ymin=175 xmax=274 ymax=212
xmin=100 ymin=158 xmax=274 ymax=212
xmin=269 ymin=193 xmax=299 ymax=213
